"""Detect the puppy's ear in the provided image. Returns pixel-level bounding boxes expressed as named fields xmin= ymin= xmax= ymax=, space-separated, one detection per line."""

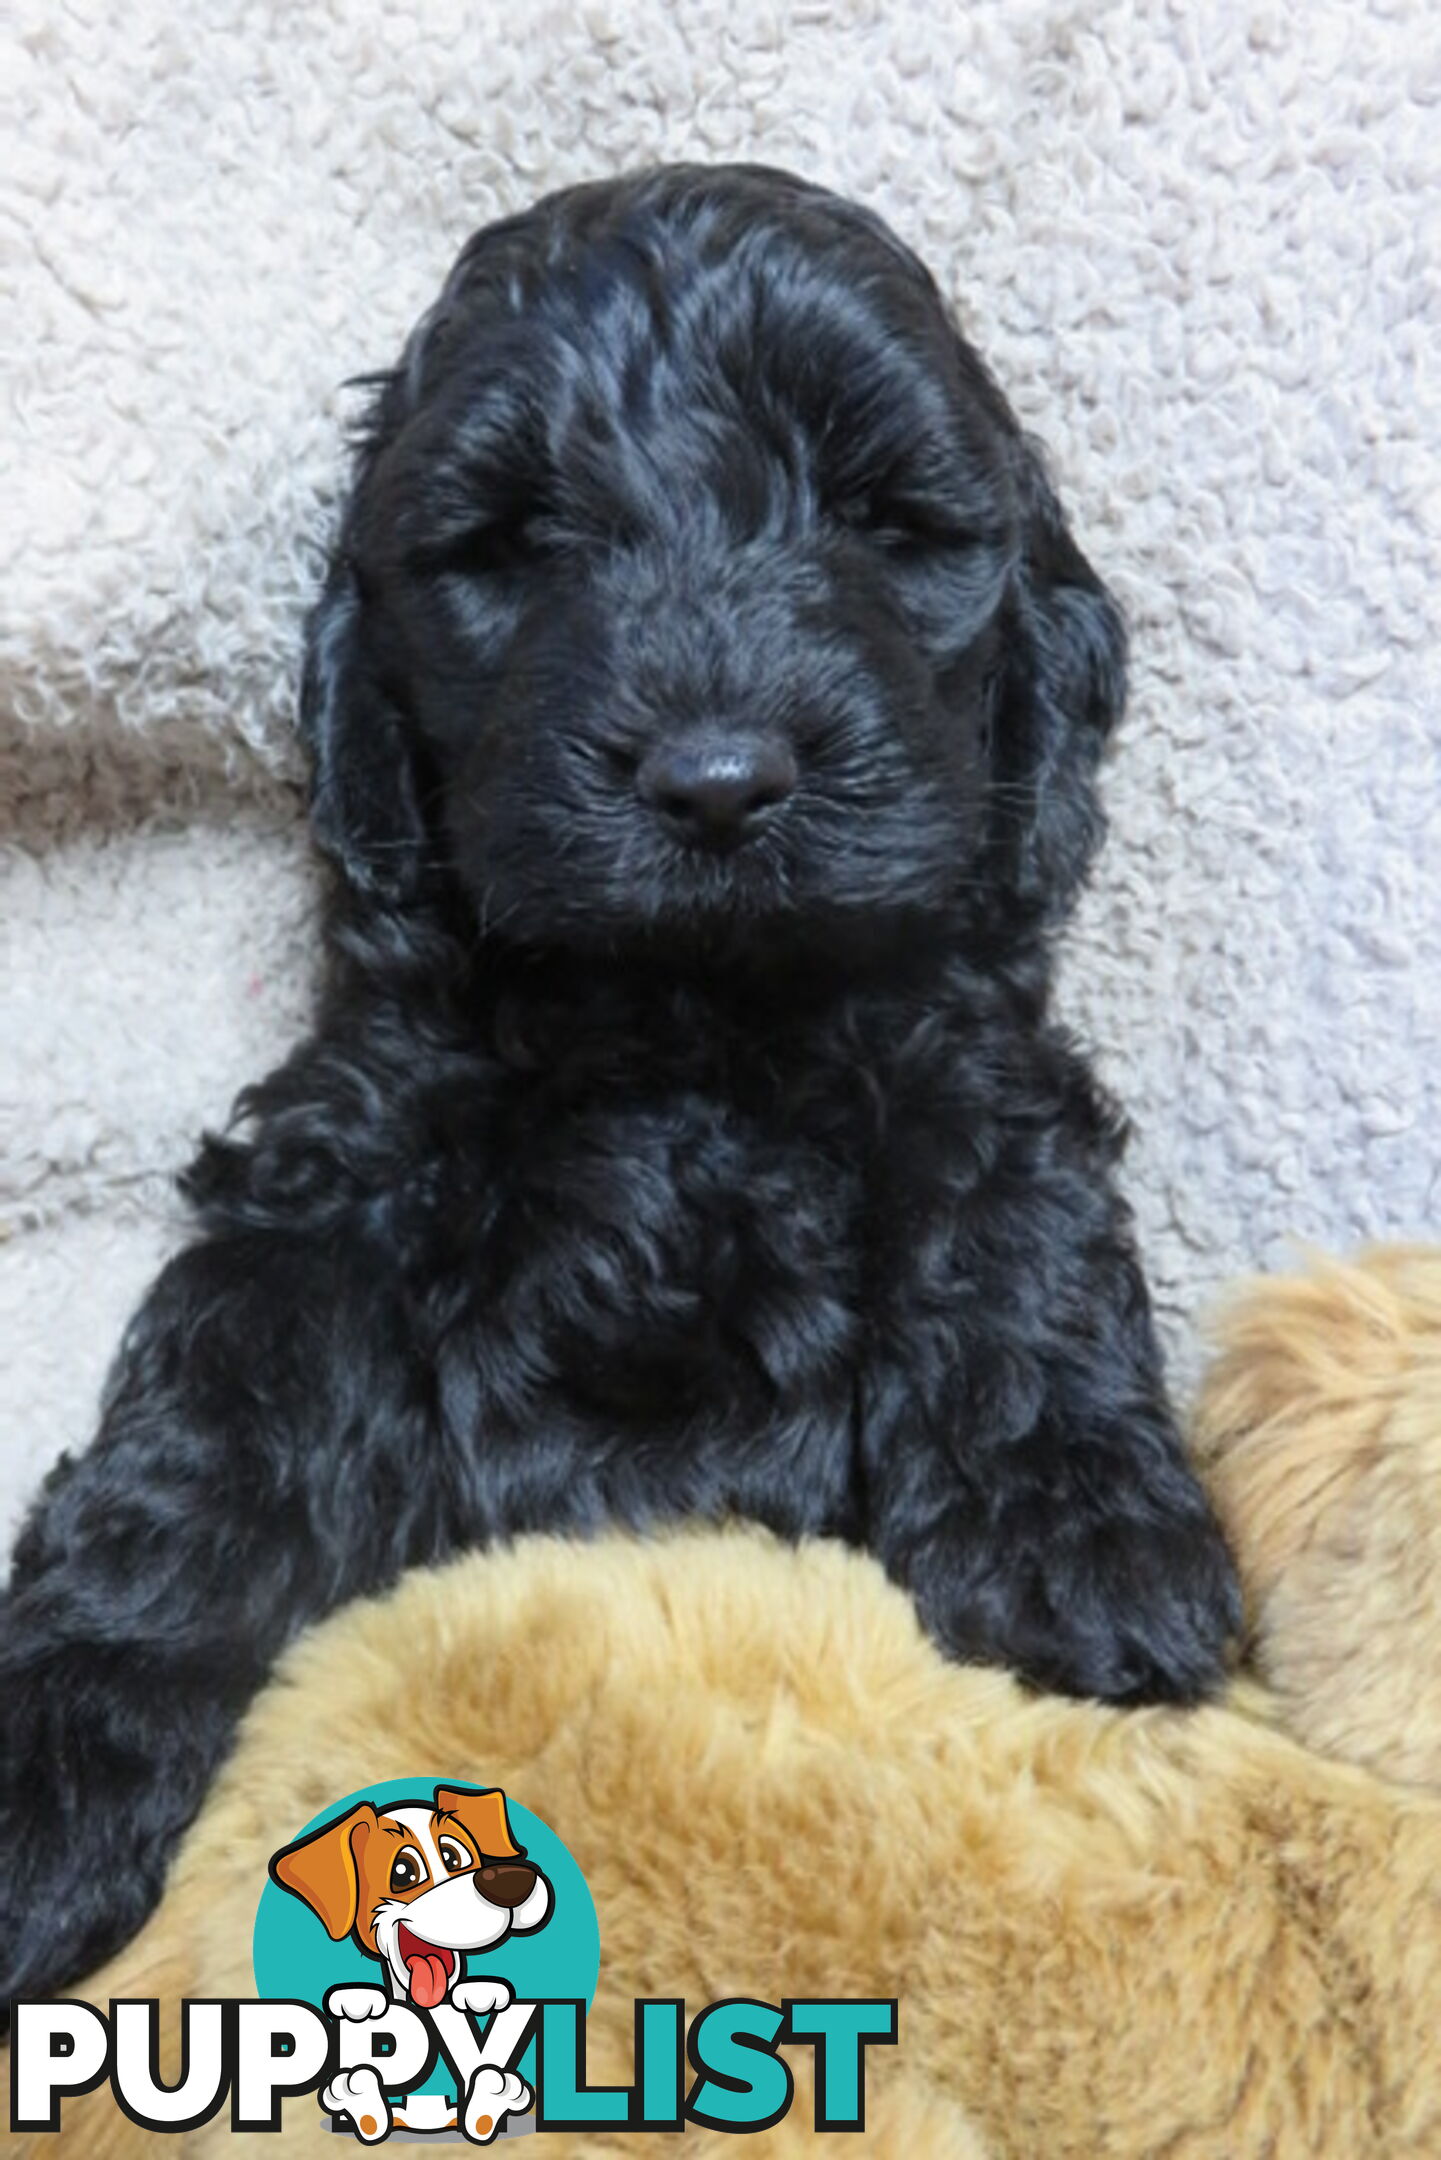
xmin=300 ymin=561 xmax=427 ymax=901
xmin=991 ymin=442 xmax=1127 ymax=916
xmin=434 ymin=1784 xmax=524 ymax=1861
xmin=269 ymin=1801 xmax=377 ymax=1939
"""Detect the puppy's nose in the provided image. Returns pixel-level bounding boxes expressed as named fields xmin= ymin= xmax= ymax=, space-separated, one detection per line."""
xmin=638 ymin=733 xmax=797 ymax=844
xmin=475 ymin=1861 xmax=538 ymax=1909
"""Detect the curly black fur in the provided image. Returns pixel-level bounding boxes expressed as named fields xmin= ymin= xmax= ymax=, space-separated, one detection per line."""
xmin=1 ymin=164 xmax=1238 ymax=2018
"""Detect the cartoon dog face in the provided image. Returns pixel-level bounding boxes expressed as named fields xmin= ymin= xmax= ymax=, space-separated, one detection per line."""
xmin=270 ymin=1784 xmax=552 ymax=2007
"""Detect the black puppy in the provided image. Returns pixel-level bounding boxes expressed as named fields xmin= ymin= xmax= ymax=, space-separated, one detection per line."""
xmin=1 ymin=164 xmax=1237 ymax=2014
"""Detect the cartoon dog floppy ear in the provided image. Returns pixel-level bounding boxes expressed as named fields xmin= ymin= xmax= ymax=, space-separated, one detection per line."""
xmin=269 ymin=1799 xmax=381 ymax=1943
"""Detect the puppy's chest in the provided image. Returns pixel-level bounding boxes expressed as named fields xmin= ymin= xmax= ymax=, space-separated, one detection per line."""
xmin=410 ymin=1084 xmax=873 ymax=1425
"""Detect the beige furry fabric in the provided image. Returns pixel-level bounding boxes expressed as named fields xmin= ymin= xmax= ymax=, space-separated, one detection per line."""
xmin=1195 ymin=1244 xmax=1441 ymax=1789
xmin=14 ymin=1525 xmax=1441 ymax=2159
xmin=3 ymin=0 xmax=1439 ymax=1552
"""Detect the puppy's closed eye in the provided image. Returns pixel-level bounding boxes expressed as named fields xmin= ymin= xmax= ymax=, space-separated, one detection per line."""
xmin=853 ymin=498 xmax=986 ymax=556
xmin=416 ymin=511 xmax=549 ymax=581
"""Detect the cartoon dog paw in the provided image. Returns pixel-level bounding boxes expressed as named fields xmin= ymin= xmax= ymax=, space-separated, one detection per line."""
xmin=325 ymin=1984 xmax=391 ymax=2022
xmin=450 ymin=1976 xmax=514 ymax=2019
xmin=462 ymin=2064 xmax=532 ymax=2144
xmin=322 ymin=2064 xmax=392 ymax=2142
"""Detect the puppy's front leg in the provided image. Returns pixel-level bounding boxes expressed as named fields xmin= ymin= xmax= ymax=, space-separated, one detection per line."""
xmin=0 ymin=1229 xmax=449 ymax=2018
xmin=863 ymin=1198 xmax=1240 ymax=1705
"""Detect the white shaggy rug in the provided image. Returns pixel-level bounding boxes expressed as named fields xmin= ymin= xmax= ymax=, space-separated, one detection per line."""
xmin=3 ymin=0 xmax=1438 ymax=1554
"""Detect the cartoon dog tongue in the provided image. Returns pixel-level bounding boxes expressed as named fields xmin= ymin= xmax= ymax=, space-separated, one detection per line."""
xmin=399 ymin=1928 xmax=453 ymax=2009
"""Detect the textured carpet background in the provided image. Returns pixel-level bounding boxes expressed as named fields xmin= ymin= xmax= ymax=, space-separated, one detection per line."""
xmin=2 ymin=0 xmax=1438 ymax=1551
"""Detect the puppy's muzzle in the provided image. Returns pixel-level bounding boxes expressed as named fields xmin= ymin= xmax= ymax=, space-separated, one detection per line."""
xmin=476 ymin=1861 xmax=540 ymax=1908
xmin=638 ymin=730 xmax=797 ymax=848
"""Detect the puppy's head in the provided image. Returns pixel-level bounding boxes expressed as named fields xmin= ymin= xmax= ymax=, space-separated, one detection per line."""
xmin=304 ymin=163 xmax=1124 ymax=954
xmin=270 ymin=1784 xmax=552 ymax=2007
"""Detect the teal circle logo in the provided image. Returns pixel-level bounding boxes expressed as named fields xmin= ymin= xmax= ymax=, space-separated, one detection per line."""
xmin=252 ymin=1776 xmax=599 ymax=2106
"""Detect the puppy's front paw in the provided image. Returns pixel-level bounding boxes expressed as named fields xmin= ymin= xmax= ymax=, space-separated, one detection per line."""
xmin=322 ymin=2065 xmax=392 ymax=2142
xmin=451 ymin=1976 xmax=514 ymax=2019
xmin=917 ymin=1501 xmax=1240 ymax=1706
xmin=462 ymin=2064 xmax=532 ymax=2144
xmin=1046 ymin=1508 xmax=1240 ymax=1704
